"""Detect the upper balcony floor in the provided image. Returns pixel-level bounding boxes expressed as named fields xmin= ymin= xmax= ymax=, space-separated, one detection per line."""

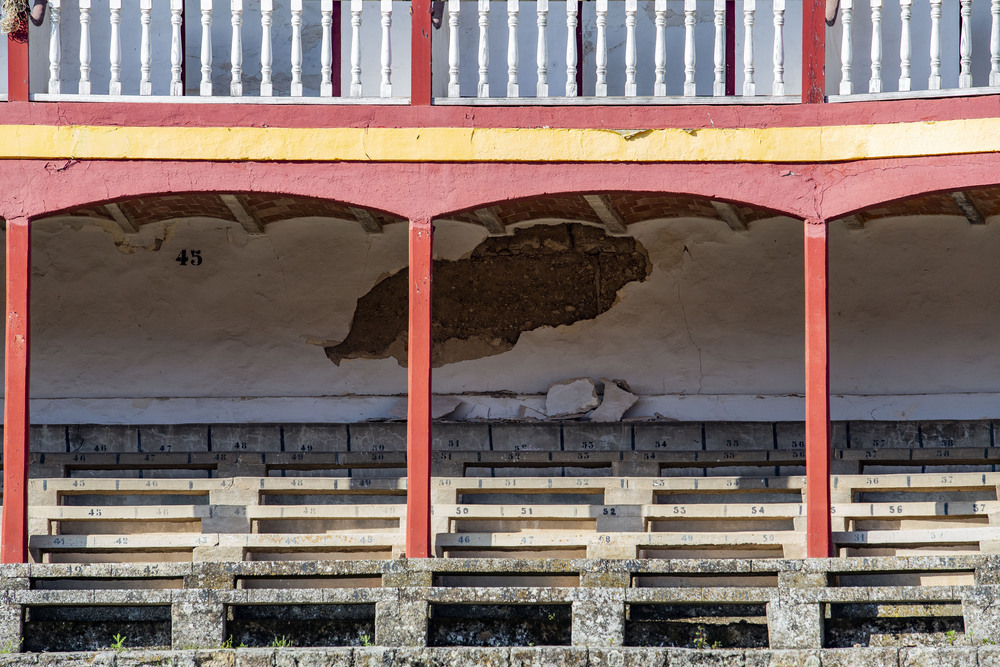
xmin=2 ymin=0 xmax=1000 ymax=115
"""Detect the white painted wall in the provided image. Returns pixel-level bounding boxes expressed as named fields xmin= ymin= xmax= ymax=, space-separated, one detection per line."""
xmin=4 ymin=211 xmax=1000 ymax=423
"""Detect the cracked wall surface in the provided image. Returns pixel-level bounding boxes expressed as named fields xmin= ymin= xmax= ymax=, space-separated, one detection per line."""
xmin=325 ymin=224 xmax=652 ymax=368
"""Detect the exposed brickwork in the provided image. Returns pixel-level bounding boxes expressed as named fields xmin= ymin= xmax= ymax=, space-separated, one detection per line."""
xmin=118 ymin=194 xmax=237 ymax=226
xmin=47 ymin=187 xmax=1000 ymax=231
xmin=859 ymin=192 xmax=962 ymax=221
xmin=242 ymin=194 xmax=399 ymax=227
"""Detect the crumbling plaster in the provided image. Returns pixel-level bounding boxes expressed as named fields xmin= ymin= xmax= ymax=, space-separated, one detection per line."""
xmin=6 ymin=212 xmax=1000 ymax=422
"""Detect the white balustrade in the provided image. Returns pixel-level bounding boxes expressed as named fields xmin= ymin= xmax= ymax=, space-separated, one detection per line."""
xmin=139 ymin=0 xmax=152 ymax=95
xmin=34 ymin=0 xmax=1000 ymax=103
xmin=170 ymin=0 xmax=183 ymax=96
xmin=869 ymin=0 xmax=882 ymax=93
xmin=261 ymin=0 xmax=274 ymax=96
xmin=712 ymin=0 xmax=724 ymax=97
xmin=231 ymin=0 xmax=244 ymax=97
xmin=78 ymin=0 xmax=91 ymax=95
xmin=993 ymin=0 xmax=1000 ymax=87
xmin=959 ymin=0 xmax=972 ymax=88
xmin=350 ymin=0 xmax=363 ymax=96
xmin=321 ymin=0 xmax=334 ymax=96
xmin=565 ymin=0 xmax=577 ymax=96
xmin=596 ymin=0 xmax=608 ymax=96
xmin=507 ymin=0 xmax=518 ymax=97
xmin=899 ymin=0 xmax=911 ymax=92
xmin=743 ymin=0 xmax=755 ymax=97
xmin=478 ymin=0 xmax=489 ymax=97
xmin=772 ymin=0 xmax=784 ymax=96
xmin=291 ymin=0 xmax=303 ymax=96
xmin=624 ymin=0 xmax=637 ymax=97
xmin=109 ymin=0 xmax=121 ymax=95
xmin=929 ymin=0 xmax=942 ymax=90
xmin=200 ymin=0 xmax=213 ymax=96
xmin=48 ymin=0 xmax=61 ymax=95
xmin=536 ymin=0 xmax=548 ymax=97
xmin=683 ymin=0 xmax=696 ymax=96
xmin=840 ymin=0 xmax=853 ymax=94
xmin=448 ymin=0 xmax=461 ymax=97
xmin=380 ymin=0 xmax=392 ymax=97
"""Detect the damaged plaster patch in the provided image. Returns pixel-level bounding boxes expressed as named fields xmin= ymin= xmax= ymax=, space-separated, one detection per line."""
xmin=326 ymin=223 xmax=652 ymax=368
xmin=93 ymin=219 xmax=176 ymax=254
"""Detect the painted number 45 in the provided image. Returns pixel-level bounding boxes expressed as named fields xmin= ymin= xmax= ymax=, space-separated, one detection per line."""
xmin=175 ymin=249 xmax=203 ymax=266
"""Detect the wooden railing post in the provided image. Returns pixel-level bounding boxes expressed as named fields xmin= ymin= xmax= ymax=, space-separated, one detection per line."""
xmin=2 ymin=217 xmax=31 ymax=564
xmin=802 ymin=0 xmax=825 ymax=102
xmin=411 ymin=0 xmax=433 ymax=104
xmin=406 ymin=218 xmax=433 ymax=557
xmin=7 ymin=28 xmax=30 ymax=100
xmin=804 ymin=218 xmax=831 ymax=558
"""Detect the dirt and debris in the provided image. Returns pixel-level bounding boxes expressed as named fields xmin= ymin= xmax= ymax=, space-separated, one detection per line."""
xmin=326 ymin=224 xmax=652 ymax=367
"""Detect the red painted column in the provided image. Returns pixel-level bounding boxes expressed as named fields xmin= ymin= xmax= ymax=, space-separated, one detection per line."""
xmin=7 ymin=29 xmax=30 ymax=101
xmin=406 ymin=218 xmax=433 ymax=557
xmin=2 ymin=217 xmax=31 ymax=563
xmin=410 ymin=0 xmax=433 ymax=105
xmin=804 ymin=218 xmax=831 ymax=558
xmin=802 ymin=0 xmax=825 ymax=103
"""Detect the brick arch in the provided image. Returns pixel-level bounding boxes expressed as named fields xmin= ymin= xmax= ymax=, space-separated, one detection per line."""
xmin=438 ymin=191 xmax=788 ymax=233
xmin=30 ymin=192 xmax=404 ymax=233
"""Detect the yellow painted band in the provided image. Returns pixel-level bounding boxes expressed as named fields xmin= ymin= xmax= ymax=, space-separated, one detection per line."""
xmin=0 ymin=119 xmax=998 ymax=163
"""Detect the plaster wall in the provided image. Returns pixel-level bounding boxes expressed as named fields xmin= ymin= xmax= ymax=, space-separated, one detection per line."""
xmin=7 ymin=212 xmax=1000 ymax=423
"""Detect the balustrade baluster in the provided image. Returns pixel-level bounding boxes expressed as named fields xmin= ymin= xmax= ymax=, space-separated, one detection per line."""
xmin=79 ymin=0 xmax=91 ymax=95
xmin=625 ymin=0 xmax=636 ymax=95
xmin=565 ymin=0 xmax=577 ymax=96
xmin=869 ymin=0 xmax=882 ymax=93
xmin=712 ymin=0 xmax=724 ymax=96
xmin=596 ymin=0 xmax=608 ymax=96
xmin=170 ymin=0 xmax=183 ymax=95
xmin=48 ymin=0 xmax=61 ymax=94
xmin=231 ymin=0 xmax=244 ymax=96
xmin=772 ymin=0 xmax=784 ymax=95
xmin=929 ymin=0 xmax=941 ymax=89
xmin=683 ymin=0 xmax=696 ymax=96
xmin=743 ymin=0 xmax=755 ymax=96
xmin=840 ymin=0 xmax=853 ymax=94
xmin=448 ymin=0 xmax=461 ymax=96
xmin=350 ymin=0 xmax=363 ymax=96
xmin=200 ymin=0 xmax=213 ymax=95
xmin=899 ymin=0 xmax=911 ymax=91
xmin=960 ymin=0 xmax=972 ymax=88
xmin=261 ymin=0 xmax=274 ymax=96
xmin=109 ymin=0 xmax=122 ymax=95
xmin=992 ymin=0 xmax=1000 ymax=86
xmin=290 ymin=0 xmax=303 ymax=95
xmin=537 ymin=0 xmax=548 ymax=97
xmin=139 ymin=0 xmax=152 ymax=94
xmin=507 ymin=0 xmax=519 ymax=97
xmin=479 ymin=0 xmax=490 ymax=96
xmin=321 ymin=0 xmax=334 ymax=96
xmin=380 ymin=0 xmax=392 ymax=97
